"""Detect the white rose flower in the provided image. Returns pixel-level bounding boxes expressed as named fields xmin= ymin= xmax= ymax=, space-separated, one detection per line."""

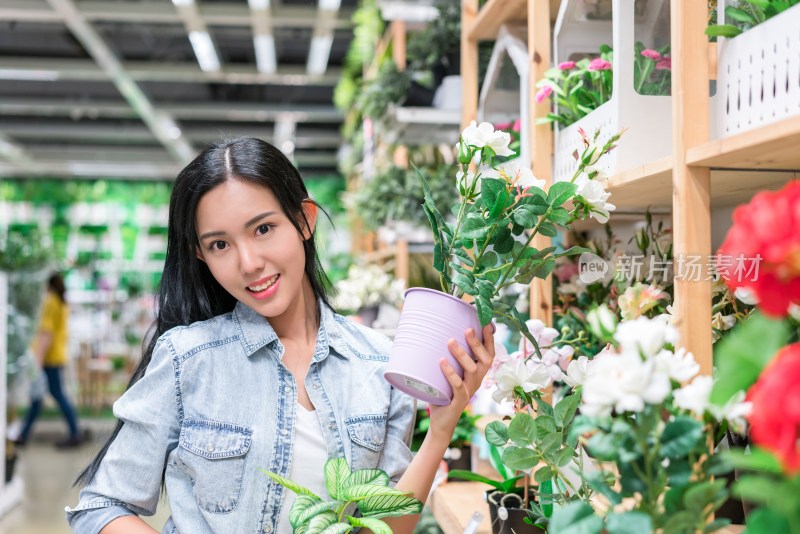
xmin=563 ymin=355 xmax=590 ymax=387
xmin=711 ymin=312 xmax=738 ymax=342
xmin=586 ymin=305 xmax=618 ymax=340
xmin=575 ymin=174 xmax=616 ymax=224
xmin=674 ymin=375 xmax=713 ymax=414
xmin=653 ymin=347 xmax=700 ymax=383
xmin=789 ymin=303 xmax=800 ymax=321
xmin=614 ymin=315 xmax=679 ymax=358
xmin=492 ymin=353 xmax=551 ymax=403
xmin=734 ymin=287 xmax=759 ymax=305
xmin=581 ymin=349 xmax=671 ymax=417
xmin=459 ymin=121 xmax=514 ymax=158
xmin=709 ymin=390 xmax=752 ymax=434
xmin=483 ymin=159 xmax=546 ymax=190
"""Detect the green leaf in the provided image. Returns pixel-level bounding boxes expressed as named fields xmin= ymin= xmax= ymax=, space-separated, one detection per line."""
xmin=557 ymin=246 xmax=592 ymax=257
xmin=339 ymin=484 xmax=406 ymax=502
xmin=453 ymin=274 xmax=477 ymax=295
xmin=261 ymin=469 xmax=321 ymax=499
xmin=534 ymin=465 xmax=554 ymax=484
xmin=433 ymin=242 xmax=445 ymax=273
xmin=554 ymin=392 xmax=581 ymax=429
xmin=508 ymin=413 xmax=538 ymax=447
xmin=477 ymin=250 xmax=498 ymax=270
xmin=732 ymin=475 xmax=779 ymax=505
xmin=461 ymin=213 xmax=489 ymax=240
xmin=318 ymin=523 xmax=352 ymax=534
xmin=744 ymin=508 xmax=791 ymax=534
xmin=660 ymin=416 xmax=704 ymax=459
xmin=347 ymin=516 xmax=393 ymax=534
xmin=288 ymin=495 xmax=324 ymax=528
xmin=306 ymin=510 xmax=339 ymax=534
xmin=586 ymin=432 xmax=618 ymax=461
xmin=724 ymin=447 xmax=783 ymax=473
xmin=475 ymin=295 xmax=493 ymax=326
xmin=344 ymin=469 xmax=391 ymax=489
xmin=490 ymin=189 xmax=511 ymax=219
xmin=546 ymin=207 xmax=571 ymax=226
xmin=324 ymin=457 xmax=351 ymax=500
xmin=485 ymin=421 xmax=510 ymax=447
xmin=481 ymin=177 xmax=505 ymax=209
xmin=725 ymin=5 xmax=756 ymax=23
xmin=712 ymin=312 xmax=789 ymax=405
xmin=556 ymin=446 xmax=574 ymax=467
xmin=475 ymin=279 xmax=495 ymax=302
xmin=534 ymin=396 xmax=554 ymax=417
xmin=493 ymin=227 xmax=514 ymax=254
xmin=501 ymin=445 xmax=539 ymax=471
xmin=447 ymin=469 xmax=504 ymax=490
xmin=547 ymin=181 xmax=578 ymax=207
xmin=538 ymin=221 xmax=558 ymax=238
xmin=704 ymin=24 xmax=742 ymax=38
xmin=536 ymin=415 xmax=556 ymax=434
xmin=290 ymin=501 xmax=337 ymax=529
xmin=359 ymin=494 xmax=423 ymax=518
xmin=512 ymin=207 xmax=538 ymax=228
xmin=607 ymin=512 xmax=653 ymax=534
xmin=704 ymin=519 xmax=732 ymax=533
xmin=540 ymin=432 xmax=563 ymax=455
xmin=548 ymin=501 xmax=603 ymax=534
xmin=452 ymin=247 xmax=475 ymax=267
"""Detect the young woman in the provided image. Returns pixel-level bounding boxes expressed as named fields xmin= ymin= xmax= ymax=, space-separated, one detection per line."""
xmin=66 ymin=138 xmax=495 ymax=534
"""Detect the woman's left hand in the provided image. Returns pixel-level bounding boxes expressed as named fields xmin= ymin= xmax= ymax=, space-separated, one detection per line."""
xmin=427 ymin=324 xmax=495 ymax=443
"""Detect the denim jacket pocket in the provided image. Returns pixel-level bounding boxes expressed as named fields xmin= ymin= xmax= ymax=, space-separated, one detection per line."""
xmin=344 ymin=414 xmax=386 ymax=470
xmin=176 ymin=419 xmax=252 ymax=514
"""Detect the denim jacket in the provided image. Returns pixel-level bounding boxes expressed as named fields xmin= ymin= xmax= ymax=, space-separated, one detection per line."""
xmin=66 ymin=301 xmax=416 ymax=534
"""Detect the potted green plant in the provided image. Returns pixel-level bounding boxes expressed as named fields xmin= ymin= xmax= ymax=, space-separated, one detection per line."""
xmin=407 ymin=0 xmax=462 ymax=88
xmin=262 ymin=457 xmax=423 ymax=533
xmin=383 ymin=121 xmax=621 ymax=405
xmin=356 ymin=60 xmax=411 ymax=119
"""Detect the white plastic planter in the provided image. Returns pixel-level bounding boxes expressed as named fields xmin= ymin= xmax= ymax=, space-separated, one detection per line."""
xmin=715 ymin=2 xmax=800 ymax=137
xmin=553 ymin=0 xmax=672 ymax=183
xmin=478 ymin=24 xmax=531 ymax=168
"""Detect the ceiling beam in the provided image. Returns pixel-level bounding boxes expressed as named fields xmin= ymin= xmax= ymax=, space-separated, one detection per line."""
xmin=0 ymin=133 xmax=37 ymax=171
xmin=307 ymin=0 xmax=341 ymax=76
xmin=45 ymin=0 xmax=195 ymax=163
xmin=171 ymin=0 xmax=222 ymax=73
xmin=0 ymin=0 xmax=355 ymax=28
xmin=1 ymin=123 xmax=342 ymax=148
xmin=249 ymin=0 xmax=277 ymax=75
xmin=0 ymin=57 xmax=342 ymax=86
xmin=0 ymin=98 xmax=344 ymax=123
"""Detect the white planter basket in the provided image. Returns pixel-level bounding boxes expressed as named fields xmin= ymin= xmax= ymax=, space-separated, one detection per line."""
xmin=715 ymin=2 xmax=800 ymax=138
xmin=553 ymin=0 xmax=672 ymax=183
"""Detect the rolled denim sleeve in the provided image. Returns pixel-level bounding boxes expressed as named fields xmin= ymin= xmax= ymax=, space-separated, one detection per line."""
xmin=66 ymin=334 xmax=181 ymax=533
xmin=379 ymin=385 xmax=416 ymax=484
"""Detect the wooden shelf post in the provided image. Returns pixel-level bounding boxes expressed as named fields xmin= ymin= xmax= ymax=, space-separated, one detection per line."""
xmin=461 ymin=0 xmax=479 ymax=130
xmin=671 ymin=0 xmax=713 ymax=376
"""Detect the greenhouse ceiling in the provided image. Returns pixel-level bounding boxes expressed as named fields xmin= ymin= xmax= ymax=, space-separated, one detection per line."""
xmin=0 ymin=0 xmax=359 ymax=180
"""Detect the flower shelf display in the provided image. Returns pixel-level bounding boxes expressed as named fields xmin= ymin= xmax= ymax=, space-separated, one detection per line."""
xmin=714 ymin=1 xmax=800 ymax=137
xmin=552 ymin=0 xmax=674 ymax=183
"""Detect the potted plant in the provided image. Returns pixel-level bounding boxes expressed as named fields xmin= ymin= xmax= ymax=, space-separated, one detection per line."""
xmin=383 ymin=121 xmax=621 ymax=404
xmin=355 ymin=60 xmax=411 ymax=119
xmin=331 ymin=263 xmax=405 ymax=327
xmin=407 ymin=0 xmax=461 ymax=89
xmin=262 ymin=457 xmax=423 ymax=533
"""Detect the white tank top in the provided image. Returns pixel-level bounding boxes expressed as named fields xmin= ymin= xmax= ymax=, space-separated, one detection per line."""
xmin=276 ymin=404 xmax=330 ymax=533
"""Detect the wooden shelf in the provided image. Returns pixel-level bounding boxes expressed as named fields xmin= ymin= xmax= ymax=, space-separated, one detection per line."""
xmin=597 ymin=156 xmax=796 ymax=211
xmin=431 ymin=481 xmax=494 ymax=534
xmin=467 ymin=0 xmax=527 ymax=40
xmin=687 ymin=115 xmax=800 ymax=170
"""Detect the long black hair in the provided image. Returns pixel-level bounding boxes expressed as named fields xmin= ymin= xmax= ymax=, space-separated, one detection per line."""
xmin=48 ymin=272 xmax=66 ymax=304
xmin=76 ymin=137 xmax=334 ymax=486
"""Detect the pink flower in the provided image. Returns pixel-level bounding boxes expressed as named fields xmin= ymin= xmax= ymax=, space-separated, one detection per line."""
xmin=493 ymin=121 xmax=512 ymax=131
xmin=558 ymin=61 xmax=576 ymax=70
xmin=512 ymin=119 xmax=521 ymax=132
xmin=656 ymin=57 xmax=672 ymax=70
xmin=535 ymin=85 xmax=553 ymax=103
xmin=641 ymin=49 xmax=662 ymax=61
xmin=588 ymin=58 xmax=612 ymax=71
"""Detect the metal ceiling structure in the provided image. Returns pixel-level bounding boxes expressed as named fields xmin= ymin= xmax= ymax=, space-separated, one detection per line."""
xmin=0 ymin=0 xmax=357 ymax=180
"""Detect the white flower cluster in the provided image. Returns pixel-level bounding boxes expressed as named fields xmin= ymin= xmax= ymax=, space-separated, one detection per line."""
xmin=332 ymin=264 xmax=405 ymax=312
xmin=578 ymin=315 xmax=750 ymax=430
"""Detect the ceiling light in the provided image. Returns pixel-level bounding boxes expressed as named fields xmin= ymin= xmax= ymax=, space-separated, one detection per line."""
xmin=248 ymin=0 xmax=271 ymax=9
xmin=188 ymin=31 xmax=221 ymax=72
xmin=171 ymin=0 xmax=195 ymax=6
xmin=254 ymin=34 xmax=277 ymax=74
xmin=307 ymin=35 xmax=333 ymax=75
xmin=0 ymin=69 xmax=59 ymax=81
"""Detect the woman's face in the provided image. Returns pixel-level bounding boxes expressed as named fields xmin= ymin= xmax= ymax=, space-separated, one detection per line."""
xmin=194 ymin=178 xmax=315 ymax=318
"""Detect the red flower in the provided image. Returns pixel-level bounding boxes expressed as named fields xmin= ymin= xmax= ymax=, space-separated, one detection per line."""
xmin=716 ymin=181 xmax=800 ymax=317
xmin=747 ymin=343 xmax=800 ymax=474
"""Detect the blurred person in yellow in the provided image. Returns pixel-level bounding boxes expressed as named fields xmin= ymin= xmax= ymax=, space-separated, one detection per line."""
xmin=14 ymin=272 xmax=82 ymax=448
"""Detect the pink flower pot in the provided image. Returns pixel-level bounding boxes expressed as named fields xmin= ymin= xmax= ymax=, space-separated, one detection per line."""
xmin=383 ymin=287 xmax=488 ymax=405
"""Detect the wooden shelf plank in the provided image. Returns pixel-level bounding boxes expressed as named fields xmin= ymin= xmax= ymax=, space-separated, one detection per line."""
xmin=431 ymin=482 xmax=494 ymax=534
xmin=687 ymin=115 xmax=800 ymax=170
xmin=589 ymin=157 xmax=796 ymax=211
xmin=467 ymin=0 xmax=527 ymax=41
